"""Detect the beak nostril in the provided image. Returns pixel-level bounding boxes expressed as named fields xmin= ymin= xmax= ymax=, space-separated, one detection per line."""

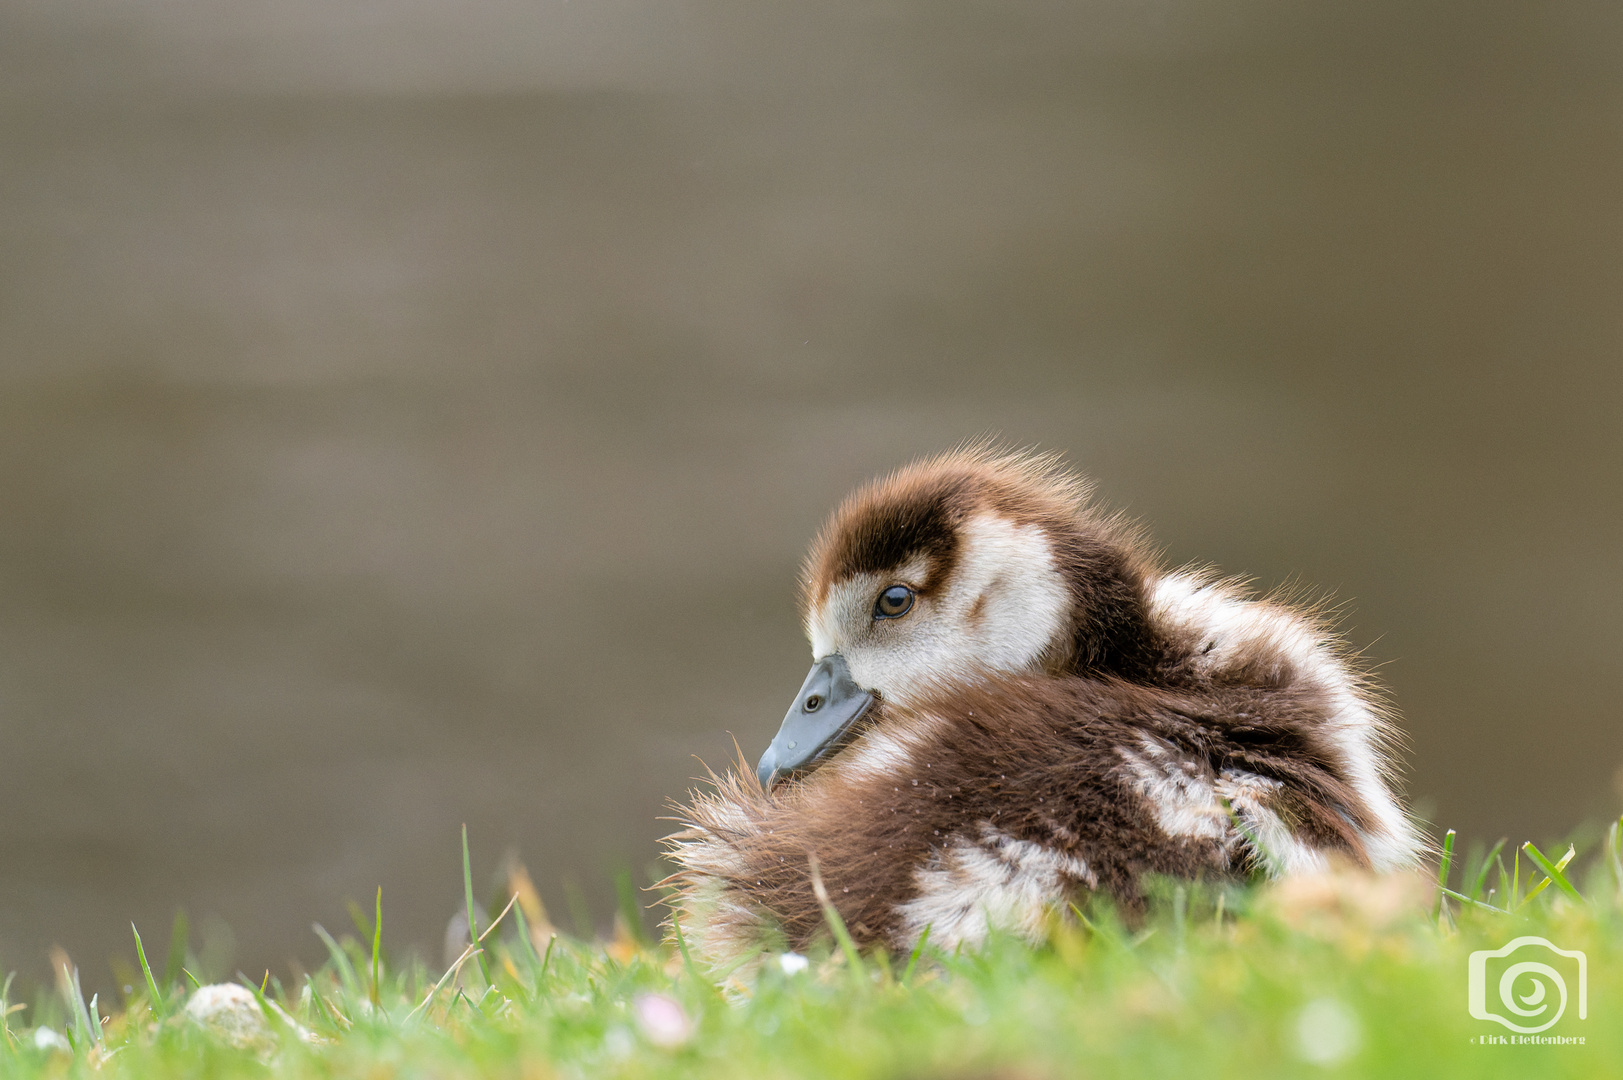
xmin=804 ymin=695 xmax=822 ymax=711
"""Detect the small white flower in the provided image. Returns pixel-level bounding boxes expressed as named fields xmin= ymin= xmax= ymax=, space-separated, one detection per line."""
xmin=603 ymin=1026 xmax=636 ymax=1058
xmin=1295 ymin=997 xmax=1361 ymax=1066
xmin=777 ymin=952 xmax=810 ymax=976
xmin=632 ymin=993 xmax=692 ymax=1048
xmin=32 ymin=1026 xmax=72 ymax=1053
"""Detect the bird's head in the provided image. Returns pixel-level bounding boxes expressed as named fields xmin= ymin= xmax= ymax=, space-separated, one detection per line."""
xmin=756 ymin=446 xmax=1156 ymax=788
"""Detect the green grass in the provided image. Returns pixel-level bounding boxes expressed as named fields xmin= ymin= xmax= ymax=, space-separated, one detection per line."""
xmin=3 ymin=820 xmax=1621 ymax=1079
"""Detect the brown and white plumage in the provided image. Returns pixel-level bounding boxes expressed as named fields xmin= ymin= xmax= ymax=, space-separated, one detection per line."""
xmin=667 ymin=447 xmax=1421 ymax=964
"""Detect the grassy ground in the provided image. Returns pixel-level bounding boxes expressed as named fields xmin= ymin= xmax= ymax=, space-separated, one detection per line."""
xmin=2 ymin=823 xmax=1620 ymax=1080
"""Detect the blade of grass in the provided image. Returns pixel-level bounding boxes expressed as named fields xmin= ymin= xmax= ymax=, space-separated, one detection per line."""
xmin=901 ymin=924 xmax=932 ymax=986
xmin=453 ymin=988 xmax=484 ymax=1019
xmin=1609 ymin=815 xmax=1623 ymax=896
xmin=669 ymin=913 xmax=709 ymax=992
xmin=807 ymin=853 xmax=865 ymax=979
xmin=1439 ymin=887 xmax=1508 ymax=914
xmin=871 ymin=946 xmax=895 ymax=987
xmin=1516 ymin=843 xmax=1574 ymax=907
xmin=181 ymin=968 xmax=203 ymax=993
xmin=615 ymin=869 xmax=650 ymax=948
xmin=1434 ymin=829 xmax=1456 ymax=921
xmin=304 ymin=977 xmax=344 ymax=1032
xmin=132 ymin=924 xmax=168 ymax=1022
xmin=1468 ymin=839 xmax=1507 ymax=902
xmin=371 ymin=888 xmax=383 ymax=1010
xmin=462 ymin=825 xmax=493 ymax=986
xmin=510 ymin=902 xmax=541 ymax=972
xmin=1 ymin=972 xmax=16 ymax=1050
xmin=58 ymin=957 xmax=96 ymax=1047
xmin=345 ymin=901 xmax=372 ymax=942
xmin=503 ymin=904 xmax=537 ymax=1002
xmin=1521 ymin=842 xmax=1583 ymax=904
xmin=538 ymin=934 xmax=557 ymax=986
xmin=312 ymin=924 xmax=362 ymax=1001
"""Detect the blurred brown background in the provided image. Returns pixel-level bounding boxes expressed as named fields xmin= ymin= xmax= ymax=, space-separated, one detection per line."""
xmin=2 ymin=0 xmax=1621 ymax=987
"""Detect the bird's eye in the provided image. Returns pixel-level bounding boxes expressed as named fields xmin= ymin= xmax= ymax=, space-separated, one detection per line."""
xmin=874 ymin=584 xmax=915 ymax=619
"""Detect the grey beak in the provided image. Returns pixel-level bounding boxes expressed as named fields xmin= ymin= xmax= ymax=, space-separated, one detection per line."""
xmin=756 ymin=654 xmax=875 ymax=788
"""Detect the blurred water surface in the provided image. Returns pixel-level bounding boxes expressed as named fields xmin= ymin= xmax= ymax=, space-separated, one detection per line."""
xmin=2 ymin=0 xmax=1621 ymax=985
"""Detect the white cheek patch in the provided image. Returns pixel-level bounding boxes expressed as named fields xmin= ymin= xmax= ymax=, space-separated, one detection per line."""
xmin=948 ymin=515 xmax=1072 ymax=677
xmin=806 ymin=516 xmax=1070 ymax=707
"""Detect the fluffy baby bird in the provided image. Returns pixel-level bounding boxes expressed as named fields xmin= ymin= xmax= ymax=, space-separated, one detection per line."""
xmin=668 ymin=447 xmax=1421 ymax=964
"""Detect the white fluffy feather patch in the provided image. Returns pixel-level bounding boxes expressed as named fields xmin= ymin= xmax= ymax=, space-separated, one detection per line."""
xmin=1116 ymin=737 xmax=1335 ymax=875
xmin=1115 ymin=735 xmax=1229 ymax=843
xmin=1146 ymin=571 xmax=1422 ymax=871
xmin=896 ymin=824 xmax=1096 ymax=950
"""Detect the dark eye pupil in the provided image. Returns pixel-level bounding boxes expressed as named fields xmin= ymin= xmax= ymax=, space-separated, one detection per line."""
xmin=876 ymin=585 xmax=914 ymax=618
